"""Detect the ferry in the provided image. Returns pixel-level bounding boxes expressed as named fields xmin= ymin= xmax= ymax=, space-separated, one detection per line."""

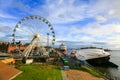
xmin=71 ymin=48 xmax=110 ymax=64
xmin=59 ymin=44 xmax=110 ymax=65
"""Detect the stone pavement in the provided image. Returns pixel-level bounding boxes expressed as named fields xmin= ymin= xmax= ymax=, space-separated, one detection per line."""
xmin=64 ymin=70 xmax=104 ymax=80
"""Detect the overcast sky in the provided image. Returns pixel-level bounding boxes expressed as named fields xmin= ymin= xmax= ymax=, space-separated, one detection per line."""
xmin=0 ymin=0 xmax=120 ymax=49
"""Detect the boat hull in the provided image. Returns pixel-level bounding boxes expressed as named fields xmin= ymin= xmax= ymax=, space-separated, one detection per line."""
xmin=86 ymin=55 xmax=110 ymax=65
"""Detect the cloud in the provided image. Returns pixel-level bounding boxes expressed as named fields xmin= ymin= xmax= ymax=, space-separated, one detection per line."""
xmin=106 ymin=34 xmax=120 ymax=43
xmin=29 ymin=0 xmax=89 ymax=23
xmin=0 ymin=25 xmax=11 ymax=33
xmin=0 ymin=0 xmax=120 ymax=49
xmin=54 ymin=22 xmax=120 ymax=44
xmin=0 ymin=21 xmax=16 ymax=41
xmin=72 ymin=23 xmax=120 ymax=36
xmin=39 ymin=0 xmax=120 ymax=24
xmin=95 ymin=15 xmax=107 ymax=22
xmin=29 ymin=0 xmax=110 ymax=23
xmin=1 ymin=0 xmax=120 ymax=23
xmin=78 ymin=36 xmax=95 ymax=42
xmin=0 ymin=13 xmax=16 ymax=19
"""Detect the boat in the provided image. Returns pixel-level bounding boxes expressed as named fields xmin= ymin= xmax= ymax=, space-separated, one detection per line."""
xmin=69 ymin=47 xmax=110 ymax=65
xmin=59 ymin=44 xmax=118 ymax=67
xmin=59 ymin=43 xmax=67 ymax=54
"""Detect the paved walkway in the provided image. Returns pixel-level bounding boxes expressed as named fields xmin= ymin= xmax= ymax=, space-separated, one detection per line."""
xmin=0 ymin=62 xmax=22 ymax=80
xmin=64 ymin=70 xmax=104 ymax=80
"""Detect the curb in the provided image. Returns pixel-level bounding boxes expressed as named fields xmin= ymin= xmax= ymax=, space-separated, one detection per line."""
xmin=61 ymin=70 xmax=67 ymax=80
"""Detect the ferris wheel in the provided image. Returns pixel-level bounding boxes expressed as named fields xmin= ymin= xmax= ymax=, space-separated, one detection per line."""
xmin=12 ymin=15 xmax=55 ymax=58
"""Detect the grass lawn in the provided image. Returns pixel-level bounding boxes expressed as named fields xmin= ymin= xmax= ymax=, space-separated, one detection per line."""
xmin=13 ymin=64 xmax=62 ymax=80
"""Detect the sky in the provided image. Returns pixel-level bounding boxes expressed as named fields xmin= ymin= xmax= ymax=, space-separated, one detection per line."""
xmin=0 ymin=0 xmax=120 ymax=50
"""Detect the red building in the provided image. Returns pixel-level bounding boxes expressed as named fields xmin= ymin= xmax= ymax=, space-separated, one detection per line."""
xmin=0 ymin=42 xmax=26 ymax=53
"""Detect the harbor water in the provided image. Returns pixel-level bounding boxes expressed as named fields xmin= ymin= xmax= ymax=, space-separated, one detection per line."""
xmin=66 ymin=48 xmax=120 ymax=79
xmin=94 ymin=50 xmax=120 ymax=79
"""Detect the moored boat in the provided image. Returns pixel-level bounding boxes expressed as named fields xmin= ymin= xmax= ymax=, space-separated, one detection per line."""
xmin=59 ymin=43 xmax=67 ymax=54
xmin=68 ymin=46 xmax=111 ymax=65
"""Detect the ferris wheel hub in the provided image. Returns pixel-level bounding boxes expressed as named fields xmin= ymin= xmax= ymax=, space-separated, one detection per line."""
xmin=34 ymin=34 xmax=40 ymax=38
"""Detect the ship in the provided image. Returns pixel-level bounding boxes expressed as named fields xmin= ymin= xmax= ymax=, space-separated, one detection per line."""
xmin=72 ymin=48 xmax=110 ymax=65
xmin=60 ymin=45 xmax=111 ymax=65
xmin=59 ymin=43 xmax=67 ymax=54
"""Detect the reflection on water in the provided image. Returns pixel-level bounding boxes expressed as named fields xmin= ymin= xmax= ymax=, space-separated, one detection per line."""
xmin=95 ymin=50 xmax=120 ymax=79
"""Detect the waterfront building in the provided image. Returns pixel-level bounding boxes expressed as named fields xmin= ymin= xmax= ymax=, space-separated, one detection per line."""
xmin=0 ymin=42 xmax=26 ymax=53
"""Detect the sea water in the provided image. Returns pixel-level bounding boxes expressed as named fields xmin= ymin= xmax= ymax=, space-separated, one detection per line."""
xmin=67 ymin=49 xmax=120 ymax=79
xmin=107 ymin=50 xmax=120 ymax=79
xmin=57 ymin=43 xmax=120 ymax=78
xmin=95 ymin=50 xmax=120 ymax=79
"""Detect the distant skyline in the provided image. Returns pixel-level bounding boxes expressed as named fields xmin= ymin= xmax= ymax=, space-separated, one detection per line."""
xmin=0 ymin=0 xmax=120 ymax=49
